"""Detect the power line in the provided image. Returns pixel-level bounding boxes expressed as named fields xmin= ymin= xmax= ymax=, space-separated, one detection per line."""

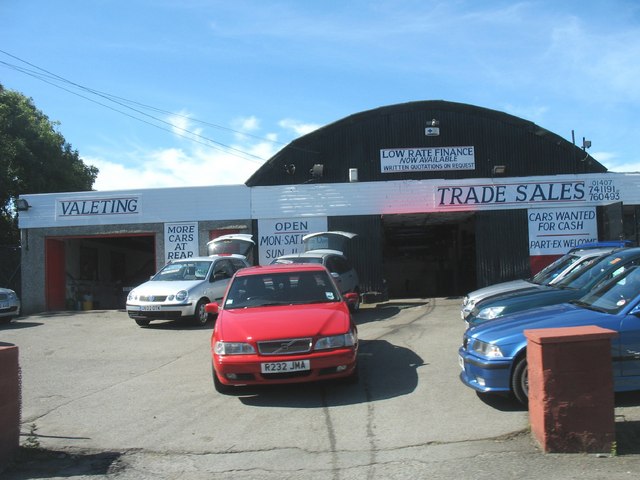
xmin=0 ymin=49 xmax=298 ymax=164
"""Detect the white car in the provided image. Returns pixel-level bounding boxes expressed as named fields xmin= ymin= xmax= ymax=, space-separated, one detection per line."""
xmin=460 ymin=245 xmax=624 ymax=320
xmin=272 ymin=231 xmax=361 ymax=311
xmin=127 ymin=234 xmax=253 ymax=327
xmin=0 ymin=287 xmax=21 ymax=324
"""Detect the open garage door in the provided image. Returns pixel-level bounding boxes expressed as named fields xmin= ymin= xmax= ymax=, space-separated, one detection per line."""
xmin=382 ymin=213 xmax=476 ymax=298
xmin=598 ymin=202 xmax=624 ymax=241
xmin=45 ymin=234 xmax=155 ymax=311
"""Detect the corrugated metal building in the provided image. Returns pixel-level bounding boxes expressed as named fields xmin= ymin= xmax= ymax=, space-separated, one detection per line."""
xmin=246 ymin=100 xmax=611 ymax=298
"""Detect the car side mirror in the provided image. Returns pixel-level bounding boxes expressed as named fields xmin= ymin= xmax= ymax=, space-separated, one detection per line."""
xmin=205 ymin=302 xmax=219 ymax=315
xmin=344 ymin=292 xmax=358 ymax=302
xmin=212 ymin=272 xmax=226 ymax=282
xmin=630 ymin=304 xmax=640 ymax=317
xmin=331 ymin=272 xmax=340 ymax=279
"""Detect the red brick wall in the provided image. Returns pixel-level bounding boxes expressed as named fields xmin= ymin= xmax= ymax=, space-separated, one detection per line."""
xmin=526 ymin=326 xmax=616 ymax=453
xmin=0 ymin=344 xmax=20 ymax=472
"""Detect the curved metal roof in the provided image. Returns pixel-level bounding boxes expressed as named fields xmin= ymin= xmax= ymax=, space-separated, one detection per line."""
xmin=246 ymin=100 xmax=605 ymax=186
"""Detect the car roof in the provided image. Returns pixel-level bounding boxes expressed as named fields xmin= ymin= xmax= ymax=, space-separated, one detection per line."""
xmin=277 ymin=251 xmax=342 ymax=259
xmin=168 ymin=255 xmax=246 ymax=263
xmin=235 ymin=263 xmax=328 ymax=277
xmin=602 ymin=246 xmax=640 ymax=261
xmin=569 ymin=246 xmax=625 ymax=258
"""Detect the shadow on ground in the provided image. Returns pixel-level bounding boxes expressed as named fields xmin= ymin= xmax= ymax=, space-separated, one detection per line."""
xmin=236 ymin=338 xmax=424 ymax=408
xmin=2 ymin=447 xmax=122 ymax=479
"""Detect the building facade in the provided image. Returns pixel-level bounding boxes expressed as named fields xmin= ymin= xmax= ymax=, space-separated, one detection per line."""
xmin=17 ymin=101 xmax=640 ymax=313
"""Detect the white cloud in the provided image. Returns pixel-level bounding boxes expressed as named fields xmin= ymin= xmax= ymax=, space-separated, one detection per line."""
xmin=166 ymin=111 xmax=204 ymax=142
xmin=83 ymin=119 xmax=286 ymax=191
xmin=278 ymin=118 xmax=321 ymax=136
xmin=592 ymin=150 xmax=640 ymax=174
xmin=501 ymin=103 xmax=550 ymax=124
xmin=233 ymin=115 xmax=260 ymax=132
xmin=85 ymin=146 xmax=266 ymax=191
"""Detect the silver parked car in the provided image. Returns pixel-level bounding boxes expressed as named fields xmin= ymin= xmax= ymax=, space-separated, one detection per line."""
xmin=460 ymin=245 xmax=625 ymax=321
xmin=0 ymin=287 xmax=21 ymax=324
xmin=127 ymin=234 xmax=253 ymax=326
xmin=272 ymin=231 xmax=361 ymax=312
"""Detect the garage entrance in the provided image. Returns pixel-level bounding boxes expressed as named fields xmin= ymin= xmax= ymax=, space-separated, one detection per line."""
xmin=382 ymin=213 xmax=476 ymax=298
xmin=45 ymin=234 xmax=155 ymax=311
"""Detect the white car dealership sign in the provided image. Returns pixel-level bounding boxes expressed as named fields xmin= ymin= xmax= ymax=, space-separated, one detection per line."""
xmin=258 ymin=217 xmax=327 ymax=265
xmin=380 ymin=146 xmax=475 ymax=173
xmin=57 ymin=195 xmax=141 ymax=217
xmin=164 ymin=222 xmax=199 ymax=262
xmin=528 ymin=207 xmax=598 ymax=256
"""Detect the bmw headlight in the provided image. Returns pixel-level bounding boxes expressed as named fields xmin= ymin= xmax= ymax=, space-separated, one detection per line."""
xmin=476 ymin=306 xmax=506 ymax=320
xmin=472 ymin=340 xmax=504 ymax=357
xmin=316 ymin=331 xmax=357 ymax=350
xmin=175 ymin=290 xmax=188 ymax=302
xmin=214 ymin=341 xmax=256 ymax=355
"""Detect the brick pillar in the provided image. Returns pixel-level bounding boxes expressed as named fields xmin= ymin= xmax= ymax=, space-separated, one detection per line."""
xmin=525 ymin=326 xmax=617 ymax=453
xmin=0 ymin=343 xmax=20 ymax=472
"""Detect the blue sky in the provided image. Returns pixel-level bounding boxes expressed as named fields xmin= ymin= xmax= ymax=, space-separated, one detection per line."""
xmin=2 ymin=0 xmax=639 ymax=191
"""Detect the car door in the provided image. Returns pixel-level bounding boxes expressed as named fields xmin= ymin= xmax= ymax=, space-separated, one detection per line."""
xmin=230 ymin=258 xmax=249 ymax=272
xmin=326 ymin=255 xmax=357 ymax=294
xmin=619 ymin=307 xmax=640 ymax=378
xmin=209 ymin=259 xmax=234 ymax=302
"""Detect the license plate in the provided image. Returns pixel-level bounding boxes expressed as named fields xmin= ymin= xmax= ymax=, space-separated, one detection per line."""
xmin=261 ymin=360 xmax=310 ymax=373
xmin=141 ymin=305 xmax=161 ymax=311
xmin=458 ymin=355 xmax=465 ymax=370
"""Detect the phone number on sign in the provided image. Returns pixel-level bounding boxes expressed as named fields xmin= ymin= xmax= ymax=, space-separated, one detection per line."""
xmin=588 ymin=180 xmax=620 ymax=202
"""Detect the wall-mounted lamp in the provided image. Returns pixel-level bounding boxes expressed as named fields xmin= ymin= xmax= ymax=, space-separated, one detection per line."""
xmin=582 ymin=138 xmax=592 ymax=151
xmin=310 ymin=164 xmax=324 ymax=178
xmin=348 ymin=168 xmax=358 ymax=182
xmin=15 ymin=198 xmax=31 ymax=211
xmin=284 ymin=164 xmax=296 ymax=175
xmin=492 ymin=165 xmax=507 ymax=176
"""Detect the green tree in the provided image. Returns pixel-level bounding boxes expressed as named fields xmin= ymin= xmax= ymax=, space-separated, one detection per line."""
xmin=0 ymin=84 xmax=98 ymax=244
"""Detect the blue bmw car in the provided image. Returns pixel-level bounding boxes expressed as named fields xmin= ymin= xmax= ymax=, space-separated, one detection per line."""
xmin=459 ymin=266 xmax=640 ymax=404
xmin=466 ymin=247 xmax=640 ymax=328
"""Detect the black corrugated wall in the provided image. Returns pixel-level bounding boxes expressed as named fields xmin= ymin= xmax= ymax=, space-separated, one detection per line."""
xmin=328 ymin=215 xmax=385 ymax=299
xmin=475 ymin=210 xmax=530 ymax=288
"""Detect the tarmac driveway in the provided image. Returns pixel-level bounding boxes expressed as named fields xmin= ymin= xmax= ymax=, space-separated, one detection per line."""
xmin=2 ymin=298 xmax=640 ymax=479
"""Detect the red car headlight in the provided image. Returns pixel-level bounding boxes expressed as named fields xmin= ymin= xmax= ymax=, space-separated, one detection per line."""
xmin=315 ymin=331 xmax=357 ymax=350
xmin=214 ymin=341 xmax=256 ymax=355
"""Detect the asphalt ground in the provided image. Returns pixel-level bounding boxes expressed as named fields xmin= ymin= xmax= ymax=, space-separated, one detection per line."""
xmin=1 ymin=298 xmax=640 ymax=479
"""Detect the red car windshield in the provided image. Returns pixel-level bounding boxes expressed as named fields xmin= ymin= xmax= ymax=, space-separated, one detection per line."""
xmin=224 ymin=271 xmax=340 ymax=309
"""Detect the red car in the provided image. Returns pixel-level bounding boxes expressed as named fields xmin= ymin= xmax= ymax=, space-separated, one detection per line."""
xmin=206 ymin=263 xmax=359 ymax=393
